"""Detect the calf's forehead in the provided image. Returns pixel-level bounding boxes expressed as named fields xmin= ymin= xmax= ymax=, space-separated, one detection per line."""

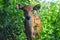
xmin=24 ymin=5 xmax=33 ymax=10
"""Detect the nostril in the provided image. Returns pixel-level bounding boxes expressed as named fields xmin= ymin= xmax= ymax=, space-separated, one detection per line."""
xmin=26 ymin=16 xmax=30 ymax=20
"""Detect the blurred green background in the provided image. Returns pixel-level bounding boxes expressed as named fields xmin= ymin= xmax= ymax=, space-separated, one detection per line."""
xmin=0 ymin=0 xmax=60 ymax=40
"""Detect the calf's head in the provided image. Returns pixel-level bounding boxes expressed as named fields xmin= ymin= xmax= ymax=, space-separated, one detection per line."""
xmin=16 ymin=4 xmax=40 ymax=20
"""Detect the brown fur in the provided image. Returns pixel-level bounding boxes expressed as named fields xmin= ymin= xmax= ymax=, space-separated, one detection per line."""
xmin=24 ymin=6 xmax=42 ymax=40
xmin=16 ymin=4 xmax=42 ymax=40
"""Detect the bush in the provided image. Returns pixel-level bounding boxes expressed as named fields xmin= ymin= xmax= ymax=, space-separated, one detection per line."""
xmin=0 ymin=0 xmax=60 ymax=40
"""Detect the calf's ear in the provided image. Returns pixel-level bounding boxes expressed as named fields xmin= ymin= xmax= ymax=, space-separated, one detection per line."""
xmin=33 ymin=4 xmax=40 ymax=10
xmin=16 ymin=3 xmax=23 ymax=10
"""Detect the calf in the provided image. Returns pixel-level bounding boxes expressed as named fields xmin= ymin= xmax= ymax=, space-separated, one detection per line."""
xmin=16 ymin=4 xmax=42 ymax=40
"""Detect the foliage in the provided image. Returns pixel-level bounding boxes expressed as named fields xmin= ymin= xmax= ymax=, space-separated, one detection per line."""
xmin=0 ymin=0 xmax=60 ymax=40
xmin=40 ymin=2 xmax=60 ymax=40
